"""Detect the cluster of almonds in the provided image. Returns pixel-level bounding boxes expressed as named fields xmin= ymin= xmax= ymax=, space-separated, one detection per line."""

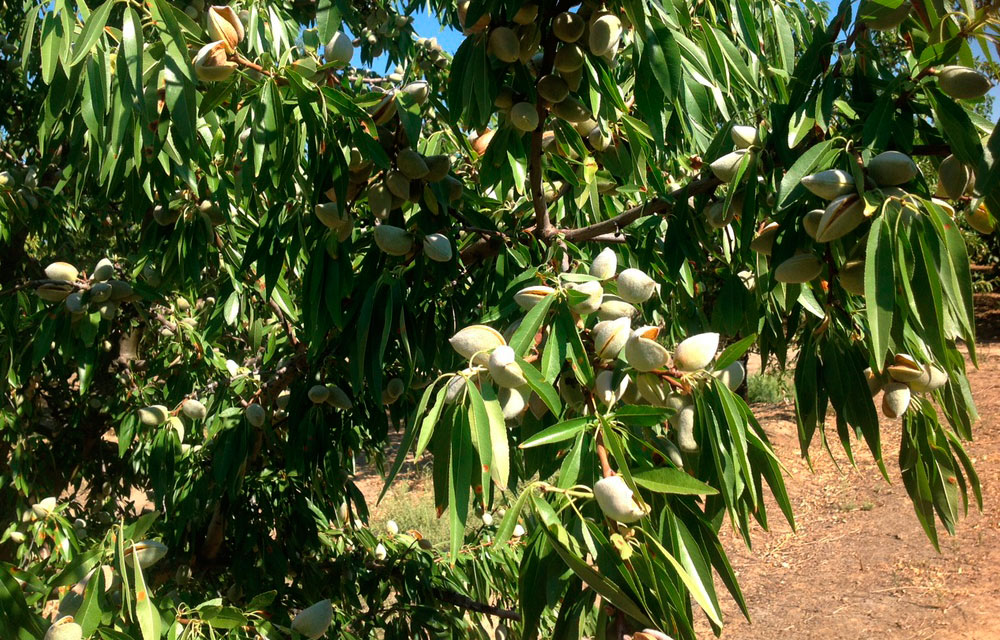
xmin=445 ymin=247 xmax=743 ymax=460
xmin=357 ymin=7 xmax=413 ymax=59
xmin=868 ymin=354 xmax=948 ymax=419
xmin=748 ymin=150 xmax=956 ymax=288
xmin=152 ymin=189 xmax=227 ymax=228
xmin=42 ymin=541 xmax=167 ymax=640
xmin=467 ymin=2 xmax=623 ymax=163
xmin=35 ymin=259 xmax=136 ymax=320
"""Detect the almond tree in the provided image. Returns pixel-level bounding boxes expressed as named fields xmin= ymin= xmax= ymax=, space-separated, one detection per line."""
xmin=0 ymin=0 xmax=997 ymax=638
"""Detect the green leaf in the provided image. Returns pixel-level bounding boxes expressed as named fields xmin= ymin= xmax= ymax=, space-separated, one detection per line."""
xmin=519 ymin=417 xmax=592 ymax=449
xmin=76 ymin=564 xmax=106 ymax=636
xmin=865 ymin=215 xmax=894 ymax=367
xmin=516 ymin=355 xmax=562 ymax=417
xmin=509 ymin=291 xmax=555 ymax=356
xmin=69 ymin=0 xmax=116 ymax=67
xmin=481 ymin=383 xmax=510 ymax=490
xmin=494 ymin=484 xmax=533 ymax=547
xmin=132 ymin=553 xmax=160 ymax=640
xmin=465 ymin=378 xmax=493 ymax=494
xmin=448 ymin=410 xmax=474 ymax=562
xmin=714 ymin=334 xmax=757 ymax=370
xmin=776 ymin=139 xmax=836 ymax=209
xmin=632 ymin=468 xmax=719 ymax=495
xmin=610 ymin=405 xmax=674 ymax=427
xmin=414 ymin=382 xmax=449 ymax=459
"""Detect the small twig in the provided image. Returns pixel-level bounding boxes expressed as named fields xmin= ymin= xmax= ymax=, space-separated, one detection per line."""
xmin=430 ymin=588 xmax=521 ymax=622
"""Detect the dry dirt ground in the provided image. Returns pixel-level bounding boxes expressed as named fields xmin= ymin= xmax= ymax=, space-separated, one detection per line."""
xmin=359 ymin=294 xmax=1000 ymax=639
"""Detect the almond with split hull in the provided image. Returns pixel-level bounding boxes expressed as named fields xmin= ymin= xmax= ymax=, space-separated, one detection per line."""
xmin=450 ymin=325 xmax=506 ymax=365
xmin=207 ymin=6 xmax=244 ymax=53
xmin=888 ymin=353 xmax=923 ymax=383
xmin=710 ymin=150 xmax=748 ymax=183
xmin=774 ymin=254 xmax=822 ymax=284
xmin=593 ymin=317 xmax=631 ymax=360
xmin=868 ymin=151 xmax=917 ymax=186
xmin=865 ymin=367 xmax=883 ymax=395
xmin=139 ymin=405 xmax=170 ymax=426
xmin=673 ymin=332 xmax=719 ymax=372
xmin=625 ymin=326 xmax=670 ymax=372
xmin=616 ymin=268 xmax=656 ymax=303
xmin=569 ymin=280 xmax=603 ymax=314
xmin=881 ymin=382 xmax=911 ymax=419
xmin=815 ymin=194 xmax=865 ymax=242
xmin=938 ymin=65 xmax=992 ymax=100
xmin=750 ymin=222 xmax=779 ymax=255
xmin=514 ymin=285 xmax=554 ymax=310
xmin=374 ymin=225 xmax=413 ymax=256
xmin=593 ymin=475 xmax=647 ymax=523
xmin=124 ymin=540 xmax=168 ymax=568
xmin=801 ymin=169 xmax=855 ymax=200
xmin=839 ymin=260 xmax=865 ymax=295
xmin=292 ymin=600 xmax=334 ymax=639
xmin=489 ymin=345 xmax=527 ymax=388
xmin=193 ymin=40 xmax=236 ymax=81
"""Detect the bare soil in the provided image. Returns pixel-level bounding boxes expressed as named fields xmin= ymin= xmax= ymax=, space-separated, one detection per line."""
xmin=357 ymin=294 xmax=1000 ymax=639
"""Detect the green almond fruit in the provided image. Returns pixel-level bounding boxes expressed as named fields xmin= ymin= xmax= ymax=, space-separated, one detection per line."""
xmin=245 ymin=403 xmax=266 ymax=426
xmin=64 ymin=291 xmax=86 ymax=314
xmin=139 ymin=405 xmax=170 ymax=426
xmin=938 ymin=155 xmax=972 ymax=200
xmin=443 ymin=175 xmax=464 ymax=202
xmin=488 ymin=26 xmax=520 ymax=63
xmin=593 ymin=475 xmax=647 ymax=523
xmin=510 ymin=102 xmax=539 ymax=132
xmin=551 ymin=98 xmax=592 ymax=123
xmin=36 ymin=283 xmax=72 ymax=302
xmin=91 ymin=258 xmax=114 ymax=282
xmin=181 ymin=399 xmax=207 ymax=420
xmin=554 ymin=44 xmax=584 ymax=72
xmin=938 ymin=65 xmax=992 ymax=100
xmin=97 ymin=301 xmax=118 ymax=320
xmin=424 ymin=155 xmax=452 ymax=182
xmin=494 ymin=87 xmax=514 ymax=110
xmin=730 ymin=124 xmax=759 ymax=149
xmin=397 ymin=148 xmax=429 ymax=180
xmin=881 ymin=381 xmax=911 ymax=419
xmin=815 ymin=194 xmax=865 ymax=242
xmin=553 ymin=12 xmax=585 ymax=42
xmin=750 ymin=222 xmax=779 ymax=255
xmin=774 ymin=254 xmax=822 ymax=283
xmin=449 ymin=325 xmax=506 ymax=365
xmin=803 ymin=208 xmax=824 ymax=238
xmin=636 ymin=373 xmax=669 ymax=406
xmin=108 ymin=279 xmax=133 ymax=301
xmin=45 ymin=261 xmax=78 ymax=282
xmin=674 ymin=404 xmax=698 ymax=452
xmin=368 ymin=183 xmax=393 ymax=220
xmin=514 ymin=285 xmax=555 ymax=310
xmin=713 ymin=361 xmax=746 ymax=391
xmin=292 ymin=600 xmax=334 ymax=639
xmin=709 ymin=150 xmax=748 ymax=183
xmin=568 ymin=280 xmax=603 ymax=315
xmin=616 ymin=267 xmax=656 ymax=303
xmin=801 ymin=169 xmax=855 ymax=200
xmin=499 ymin=386 xmax=528 ymax=420
xmin=838 ymin=259 xmax=865 ymax=295
xmin=967 ymin=205 xmax=995 ymax=234
xmin=44 ymin=618 xmax=83 ymax=640
xmin=488 ymin=345 xmax=527 ymax=388
xmin=153 ymin=205 xmax=179 ymax=225
xmin=537 ymin=74 xmax=570 ymax=103
xmin=124 ymin=540 xmax=168 ymax=568
xmin=308 ymin=384 xmax=331 ymax=403
xmin=597 ymin=296 xmax=637 ymax=321
xmin=594 ymin=370 xmax=629 ymax=407
xmin=327 ymin=385 xmax=353 ymax=410
xmin=325 ymin=31 xmax=354 ymax=67
xmin=590 ymin=247 xmax=617 ymax=280
xmin=386 ymin=171 xmax=411 ymax=200
xmin=588 ymin=126 xmax=612 ymax=151
xmin=560 ymin=65 xmax=582 ymax=91
xmin=588 ymin=13 xmax=622 ymax=57
xmin=90 ymin=282 xmax=111 ymax=303
xmin=909 ymin=363 xmax=947 ymax=393
xmin=314 ymin=202 xmax=346 ymax=230
xmin=423 ymin=233 xmax=453 ymax=262
xmin=374 ymin=225 xmax=414 ymax=256
xmin=512 ymin=4 xmax=538 ymax=24
xmin=673 ymin=332 xmax=719 ymax=372
xmin=868 ymin=150 xmax=917 ymax=186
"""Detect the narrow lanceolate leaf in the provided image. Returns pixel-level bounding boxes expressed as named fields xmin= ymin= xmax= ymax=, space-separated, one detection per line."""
xmin=76 ymin=565 xmax=106 ymax=636
xmin=519 ymin=417 xmax=592 ymax=449
xmin=481 ymin=383 xmax=510 ymax=490
xmin=414 ymin=382 xmax=449 ymax=460
xmin=516 ymin=355 xmax=562 ymax=417
xmin=132 ymin=552 xmax=160 ymax=640
xmin=714 ymin=334 xmax=757 ymax=370
xmin=465 ymin=379 xmax=493 ymax=494
xmin=448 ymin=411 xmax=474 ymax=562
xmin=509 ymin=292 xmax=555 ymax=356
xmin=865 ymin=215 xmax=894 ymax=367
xmin=69 ymin=0 xmax=116 ymax=67
xmin=632 ymin=468 xmax=719 ymax=495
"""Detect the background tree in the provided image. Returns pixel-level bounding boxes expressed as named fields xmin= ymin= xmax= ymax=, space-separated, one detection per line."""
xmin=0 ymin=0 xmax=998 ymax=638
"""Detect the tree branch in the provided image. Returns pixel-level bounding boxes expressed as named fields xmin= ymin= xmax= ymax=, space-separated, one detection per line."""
xmin=561 ymin=174 xmax=720 ymax=243
xmin=431 ymin=588 xmax=521 ymax=622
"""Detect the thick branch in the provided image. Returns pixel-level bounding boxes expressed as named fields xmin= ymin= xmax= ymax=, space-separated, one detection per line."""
xmin=562 ymin=174 xmax=720 ymax=243
xmin=431 ymin=588 xmax=521 ymax=622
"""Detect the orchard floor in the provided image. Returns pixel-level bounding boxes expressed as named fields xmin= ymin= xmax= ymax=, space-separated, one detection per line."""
xmin=359 ymin=293 xmax=1000 ymax=640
